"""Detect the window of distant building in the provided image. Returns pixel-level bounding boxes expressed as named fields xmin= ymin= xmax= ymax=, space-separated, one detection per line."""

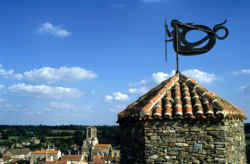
xmin=88 ymin=128 xmax=91 ymax=138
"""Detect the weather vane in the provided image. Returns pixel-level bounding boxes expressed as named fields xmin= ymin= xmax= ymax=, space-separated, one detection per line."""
xmin=165 ymin=19 xmax=229 ymax=73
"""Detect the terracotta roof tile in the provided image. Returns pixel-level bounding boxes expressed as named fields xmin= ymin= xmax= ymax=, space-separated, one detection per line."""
xmin=117 ymin=73 xmax=247 ymax=122
xmin=61 ymin=155 xmax=82 ymax=161
xmin=92 ymin=144 xmax=111 ymax=153
xmin=87 ymin=126 xmax=96 ymax=129
xmin=92 ymin=149 xmax=109 ymax=153
xmin=3 ymin=155 xmax=11 ymax=161
xmin=32 ymin=150 xmax=59 ymax=154
xmin=5 ymin=148 xmax=31 ymax=155
xmin=93 ymin=155 xmax=105 ymax=164
xmin=93 ymin=155 xmax=119 ymax=164
xmin=40 ymin=161 xmax=66 ymax=164
xmin=94 ymin=144 xmax=111 ymax=147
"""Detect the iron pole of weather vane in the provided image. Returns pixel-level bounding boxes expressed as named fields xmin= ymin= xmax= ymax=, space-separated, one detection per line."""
xmin=165 ymin=19 xmax=229 ymax=73
xmin=175 ymin=23 xmax=179 ymax=74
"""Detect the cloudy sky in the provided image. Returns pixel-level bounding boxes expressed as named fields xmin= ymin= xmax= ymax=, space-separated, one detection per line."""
xmin=0 ymin=0 xmax=250 ymax=125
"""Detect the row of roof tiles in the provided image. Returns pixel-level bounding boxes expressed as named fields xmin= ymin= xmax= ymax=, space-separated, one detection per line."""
xmin=92 ymin=144 xmax=111 ymax=153
xmin=61 ymin=155 xmax=83 ymax=161
xmin=32 ymin=150 xmax=59 ymax=154
xmin=118 ymin=73 xmax=247 ymax=123
xmin=93 ymin=155 xmax=119 ymax=164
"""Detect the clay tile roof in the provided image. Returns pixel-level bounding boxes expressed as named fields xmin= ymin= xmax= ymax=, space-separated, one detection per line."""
xmin=117 ymin=73 xmax=247 ymax=123
xmin=94 ymin=144 xmax=111 ymax=147
xmin=40 ymin=161 xmax=66 ymax=164
xmin=87 ymin=126 xmax=96 ymax=129
xmin=93 ymin=155 xmax=105 ymax=164
xmin=3 ymin=155 xmax=11 ymax=161
xmin=92 ymin=144 xmax=111 ymax=153
xmin=61 ymin=155 xmax=82 ymax=161
xmin=6 ymin=148 xmax=31 ymax=155
xmin=32 ymin=150 xmax=59 ymax=154
xmin=92 ymin=149 xmax=109 ymax=153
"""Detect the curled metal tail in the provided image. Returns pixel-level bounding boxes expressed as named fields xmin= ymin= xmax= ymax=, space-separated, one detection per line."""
xmin=168 ymin=19 xmax=229 ymax=55
xmin=213 ymin=19 xmax=229 ymax=40
xmin=213 ymin=19 xmax=227 ymax=30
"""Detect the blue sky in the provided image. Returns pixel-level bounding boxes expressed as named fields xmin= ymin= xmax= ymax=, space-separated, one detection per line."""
xmin=0 ymin=0 xmax=250 ymax=125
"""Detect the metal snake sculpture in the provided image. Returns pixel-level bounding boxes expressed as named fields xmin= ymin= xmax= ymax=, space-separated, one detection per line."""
xmin=165 ymin=19 xmax=229 ymax=55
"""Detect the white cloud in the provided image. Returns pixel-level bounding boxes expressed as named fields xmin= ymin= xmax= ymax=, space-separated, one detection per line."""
xmin=14 ymin=74 xmax=23 ymax=80
xmin=105 ymin=95 xmax=113 ymax=101
xmin=139 ymin=80 xmax=147 ymax=85
xmin=38 ymin=22 xmax=71 ymax=37
xmin=0 ymin=65 xmax=22 ymax=80
xmin=152 ymin=72 xmax=170 ymax=83
xmin=182 ymin=69 xmax=216 ymax=84
xmin=0 ymin=68 xmax=13 ymax=77
xmin=128 ymin=88 xmax=138 ymax=94
xmin=0 ymin=65 xmax=97 ymax=83
xmin=0 ymin=84 xmax=4 ymax=89
xmin=105 ymin=92 xmax=129 ymax=102
xmin=113 ymin=92 xmax=129 ymax=101
xmin=128 ymin=87 xmax=148 ymax=95
xmin=128 ymin=79 xmax=151 ymax=95
xmin=8 ymin=83 xmax=83 ymax=99
xmin=23 ymin=66 xmax=97 ymax=83
xmin=233 ymin=69 xmax=250 ymax=75
xmin=240 ymin=85 xmax=247 ymax=91
xmin=152 ymin=69 xmax=215 ymax=84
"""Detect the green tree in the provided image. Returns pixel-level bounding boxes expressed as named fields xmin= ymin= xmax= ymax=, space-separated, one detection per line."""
xmin=17 ymin=160 xmax=29 ymax=164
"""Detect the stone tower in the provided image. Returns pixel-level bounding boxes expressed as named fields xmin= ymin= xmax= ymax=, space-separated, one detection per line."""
xmin=86 ymin=126 xmax=97 ymax=139
xmin=82 ymin=127 xmax=99 ymax=161
xmin=117 ymin=73 xmax=247 ymax=164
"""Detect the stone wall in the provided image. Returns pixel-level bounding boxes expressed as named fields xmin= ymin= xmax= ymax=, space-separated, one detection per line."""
xmin=224 ymin=119 xmax=246 ymax=163
xmin=144 ymin=119 xmax=246 ymax=164
xmin=119 ymin=119 xmax=246 ymax=164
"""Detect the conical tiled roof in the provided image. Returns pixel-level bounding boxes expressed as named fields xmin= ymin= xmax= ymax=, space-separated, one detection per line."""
xmin=117 ymin=73 xmax=247 ymax=123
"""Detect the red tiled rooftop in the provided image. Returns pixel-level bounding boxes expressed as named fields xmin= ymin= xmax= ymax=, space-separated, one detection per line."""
xmin=39 ymin=161 xmax=66 ymax=164
xmin=92 ymin=144 xmax=111 ymax=153
xmin=6 ymin=148 xmax=31 ymax=155
xmin=92 ymin=149 xmax=109 ymax=153
xmin=61 ymin=155 xmax=83 ymax=161
xmin=87 ymin=126 xmax=96 ymax=129
xmin=93 ymin=155 xmax=105 ymax=164
xmin=94 ymin=144 xmax=111 ymax=147
xmin=117 ymin=73 xmax=247 ymax=122
xmin=32 ymin=150 xmax=59 ymax=154
xmin=3 ymin=155 xmax=11 ymax=161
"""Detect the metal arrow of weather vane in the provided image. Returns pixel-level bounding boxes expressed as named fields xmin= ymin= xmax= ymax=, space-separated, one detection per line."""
xmin=165 ymin=19 xmax=229 ymax=73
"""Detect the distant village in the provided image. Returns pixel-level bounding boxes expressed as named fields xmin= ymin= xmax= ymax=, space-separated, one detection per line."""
xmin=0 ymin=127 xmax=120 ymax=164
